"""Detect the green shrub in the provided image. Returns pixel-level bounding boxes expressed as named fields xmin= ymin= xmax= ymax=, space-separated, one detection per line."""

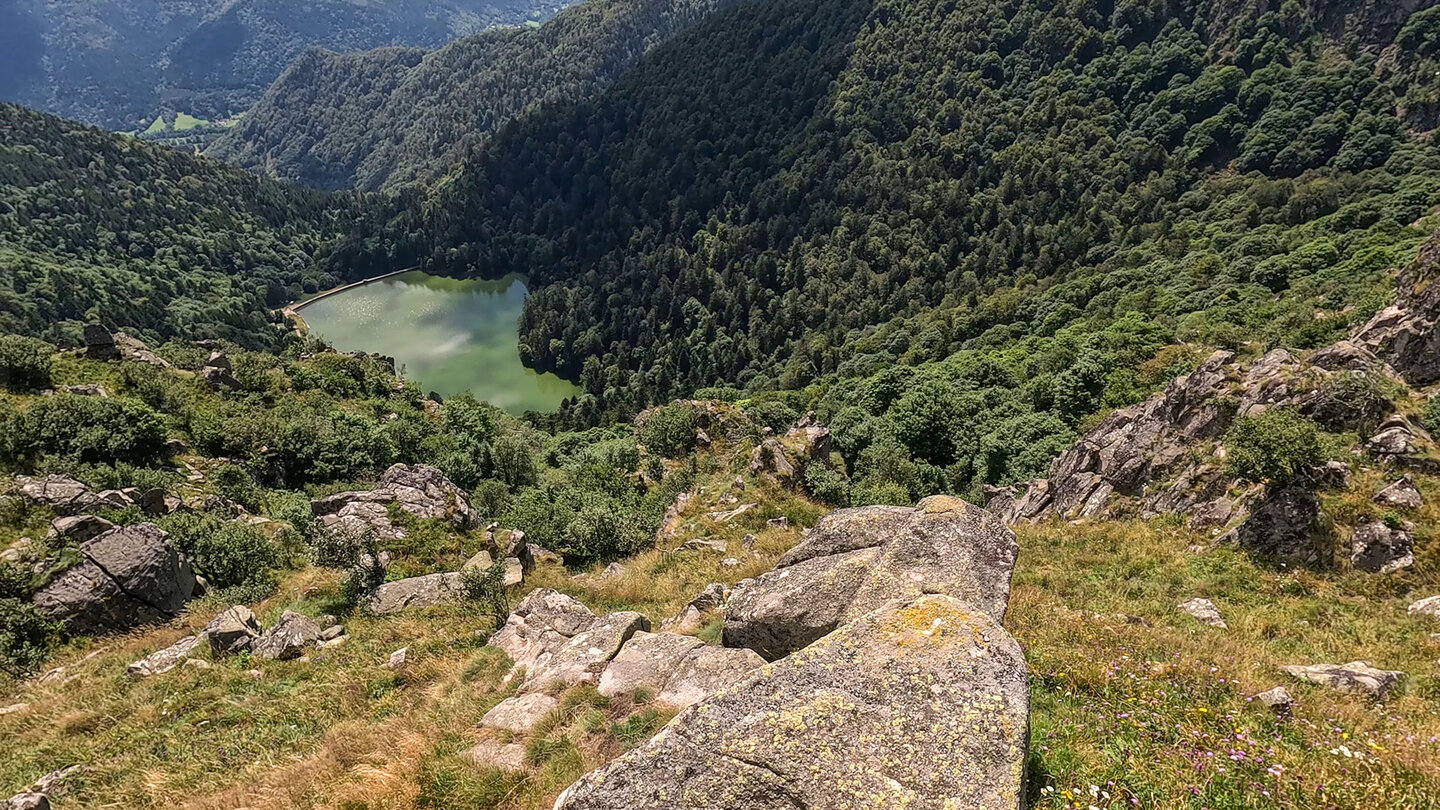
xmin=804 ymin=465 xmax=850 ymax=506
xmin=157 ymin=513 xmax=279 ymax=595
xmin=8 ymin=396 xmax=166 ymax=464
xmin=0 ymin=335 xmax=54 ymax=391
xmin=309 ymin=524 xmax=387 ymax=606
xmin=640 ymin=403 xmax=697 ymax=458
xmin=1224 ymin=410 xmax=1324 ymax=484
xmin=492 ymin=434 xmax=537 ymax=489
xmin=462 ymin=559 xmax=511 ymax=626
xmin=0 ymin=597 xmax=56 ymax=677
xmin=743 ymin=400 xmax=799 ymax=432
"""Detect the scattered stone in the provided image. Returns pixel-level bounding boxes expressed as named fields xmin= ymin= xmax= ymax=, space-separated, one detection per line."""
xmin=725 ymin=496 xmax=1017 ymax=660
xmin=14 ymin=475 xmax=98 ymax=515
xmin=366 ymin=572 xmax=466 ymax=615
xmin=658 ymin=605 xmax=703 ymax=634
xmin=707 ymin=503 xmax=756 ymax=523
xmin=599 ymin=562 xmax=625 ymax=579
xmin=126 ymin=633 xmax=207 ymax=677
xmin=204 ymin=606 xmax=261 ymax=655
xmin=1251 ymin=686 xmax=1294 ymax=716
xmin=47 ymin=515 xmax=115 ymax=544
xmin=1374 ymin=476 xmax=1423 ymax=509
xmin=183 ymin=658 xmax=213 ymax=670
xmin=0 ymin=538 xmax=32 ymax=564
xmin=463 ymin=740 xmax=527 ymax=771
xmin=64 ymin=384 xmax=107 ymax=397
xmin=1407 ymin=595 xmax=1440 ymax=619
xmin=719 ymin=557 xmax=739 ymax=568
xmin=1310 ymin=460 xmax=1351 ymax=490
xmin=321 ymin=624 xmax=345 ymax=641
xmin=1281 ymin=661 xmax=1405 ymax=699
xmin=0 ymin=703 xmax=28 ymax=716
xmin=253 ymin=611 xmax=322 ymax=660
xmin=32 ymin=523 xmax=196 ymax=634
xmin=688 ymin=583 xmax=729 ymax=612
xmin=386 ymin=648 xmax=408 ymax=669
xmin=6 ymin=791 xmax=48 ymax=810
xmin=503 ymin=557 xmax=524 ymax=587
xmin=201 ymin=363 xmax=241 ymax=391
xmin=766 ymin=516 xmax=789 ymax=530
xmin=480 ymin=693 xmax=559 ymax=734
xmin=1364 ymin=414 xmax=1429 ymax=459
xmin=1351 ymin=517 xmax=1415 ymax=574
xmin=749 ymin=438 xmax=796 ymax=486
xmin=462 ymin=549 xmax=494 ymax=571
xmin=38 ymin=667 xmax=64 ymax=684
xmin=555 ymin=595 xmax=1027 ymax=810
xmin=1177 ymin=597 xmax=1227 ymax=629
xmin=675 ymin=538 xmax=726 ymax=554
xmin=741 ymin=533 xmax=757 ymax=551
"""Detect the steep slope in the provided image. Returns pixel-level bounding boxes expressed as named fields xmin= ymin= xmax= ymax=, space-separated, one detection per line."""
xmin=207 ymin=0 xmax=735 ymax=191
xmin=0 ymin=104 xmax=347 ymax=348
xmin=0 ymin=0 xmax=572 ymax=131
xmin=335 ymin=0 xmax=1440 ymax=422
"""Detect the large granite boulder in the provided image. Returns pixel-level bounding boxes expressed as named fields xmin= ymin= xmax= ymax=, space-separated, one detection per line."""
xmin=723 ymin=496 xmax=1017 ymax=660
xmin=488 ymin=588 xmax=598 ymax=681
xmin=596 ymin=631 xmax=763 ymax=709
xmin=31 ymin=524 xmax=196 ymax=634
xmin=1281 ymin=661 xmax=1405 ymax=699
xmin=312 ymin=464 xmax=477 ymax=540
xmin=555 ymin=595 xmax=1028 ymax=810
xmin=365 ymin=572 xmax=466 ymax=615
xmin=520 ymin=611 xmax=649 ymax=692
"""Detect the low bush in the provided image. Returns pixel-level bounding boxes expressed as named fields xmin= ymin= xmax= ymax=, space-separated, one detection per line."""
xmin=157 ymin=513 xmax=279 ymax=596
xmin=8 ymin=396 xmax=167 ymax=465
xmin=639 ymin=404 xmax=697 ymax=458
xmin=0 ymin=334 xmax=54 ymax=391
xmin=1224 ymin=409 xmax=1324 ymax=484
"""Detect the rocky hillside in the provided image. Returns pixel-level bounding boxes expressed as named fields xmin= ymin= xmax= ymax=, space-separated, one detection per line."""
xmin=207 ymin=0 xmax=734 ymax=191
xmin=0 ymin=0 xmax=575 ymax=132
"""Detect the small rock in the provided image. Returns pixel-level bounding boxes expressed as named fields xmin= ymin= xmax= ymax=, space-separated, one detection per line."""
xmin=126 ymin=634 xmax=207 ymax=677
xmin=480 ymin=693 xmax=559 ymax=734
xmin=707 ymin=503 xmax=755 ymax=523
xmin=320 ymin=635 xmax=347 ymax=649
xmin=386 ymin=648 xmax=408 ymax=669
xmin=528 ymin=544 xmax=563 ymax=566
xmin=1374 ymin=476 xmax=1423 ymax=509
xmin=766 ymin=516 xmax=789 ymax=529
xmin=253 ymin=611 xmax=322 ymax=660
xmin=204 ymin=606 xmax=261 ymax=655
xmin=1251 ymin=686 xmax=1294 ymax=716
xmin=719 ymin=557 xmax=740 ymax=568
xmin=366 ymin=572 xmax=466 ymax=614
xmin=321 ymin=624 xmax=345 ymax=641
xmin=503 ymin=557 xmax=524 ymax=587
xmin=47 ymin=515 xmax=115 ymax=544
xmin=0 ymin=703 xmax=30 ymax=716
xmin=463 ymin=740 xmax=527 ymax=771
xmin=741 ymin=533 xmax=757 ymax=551
xmin=1309 ymin=460 xmax=1351 ymax=490
xmin=675 ymin=538 xmax=726 ymax=554
xmin=6 ymin=791 xmax=49 ymax=810
xmin=183 ymin=658 xmax=212 ymax=670
xmin=600 ymin=562 xmax=625 ymax=579
xmin=1177 ymin=597 xmax=1227 ymax=629
xmin=64 ymin=384 xmax=107 ymax=397
xmin=1351 ymin=518 xmax=1415 ymax=574
xmin=38 ymin=667 xmax=64 ymax=684
xmin=1407 ymin=595 xmax=1440 ymax=619
xmin=462 ymin=549 xmax=494 ymax=571
xmin=1281 ymin=660 xmax=1405 ymax=698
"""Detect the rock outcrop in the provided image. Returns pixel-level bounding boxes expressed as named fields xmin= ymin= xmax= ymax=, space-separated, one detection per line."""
xmin=554 ymin=595 xmax=1028 ymax=810
xmin=724 ymin=496 xmax=1017 ymax=660
xmin=366 ymin=571 xmax=466 ymax=615
xmin=312 ymin=464 xmax=477 ymax=541
xmin=1353 ymin=229 xmax=1440 ymax=386
xmin=1281 ymin=661 xmax=1405 ymax=698
xmin=32 ymin=523 xmax=196 ymax=634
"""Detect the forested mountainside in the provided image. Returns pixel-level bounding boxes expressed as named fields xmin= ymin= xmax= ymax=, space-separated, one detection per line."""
xmin=0 ymin=104 xmax=350 ymax=349
xmin=0 ymin=0 xmax=573 ymax=132
xmin=331 ymin=0 xmax=1440 ymax=424
xmin=207 ymin=0 xmax=734 ymax=191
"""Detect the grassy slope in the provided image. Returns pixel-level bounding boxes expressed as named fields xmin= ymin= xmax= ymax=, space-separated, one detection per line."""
xmin=4 ymin=356 xmax=1440 ymax=808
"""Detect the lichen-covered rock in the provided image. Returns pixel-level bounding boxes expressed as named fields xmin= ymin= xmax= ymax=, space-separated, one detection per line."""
xmin=597 ymin=631 xmax=705 ymax=699
xmin=464 ymin=740 xmax=527 ymax=771
xmin=1350 ymin=518 xmax=1414 ymax=574
xmin=312 ymin=464 xmax=477 ymax=540
xmin=1251 ymin=686 xmax=1294 ymax=716
xmin=366 ymin=571 xmax=466 ymax=614
xmin=253 ymin=611 xmax=322 ymax=660
xmin=32 ymin=523 xmax=196 ymax=634
xmin=555 ymin=595 xmax=1028 ymax=810
xmin=480 ymin=693 xmax=559 ymax=734
xmin=520 ymin=611 xmax=648 ymax=692
xmin=1281 ymin=661 xmax=1405 ymax=698
xmin=1409 ymin=595 xmax=1440 ymax=619
xmin=1374 ymin=476 xmax=1423 ymax=508
xmin=1217 ymin=486 xmax=1320 ymax=566
xmin=656 ymin=645 xmax=764 ymax=708
xmin=1177 ymin=597 xmax=1227 ymax=629
xmin=488 ymin=588 xmax=597 ymax=679
xmin=14 ymin=475 xmax=99 ymax=516
xmin=724 ymin=496 xmax=1017 ymax=660
xmin=126 ymin=633 xmax=207 ymax=677
xmin=47 ymin=515 xmax=115 ymax=544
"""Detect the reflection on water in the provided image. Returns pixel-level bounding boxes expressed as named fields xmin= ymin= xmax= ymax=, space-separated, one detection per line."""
xmin=299 ymin=271 xmax=580 ymax=414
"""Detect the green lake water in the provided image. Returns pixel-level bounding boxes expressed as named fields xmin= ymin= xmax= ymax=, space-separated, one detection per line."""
xmin=299 ymin=271 xmax=580 ymax=414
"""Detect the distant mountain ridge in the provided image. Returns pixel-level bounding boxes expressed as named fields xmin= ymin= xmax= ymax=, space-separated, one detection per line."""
xmin=0 ymin=0 xmax=574 ymax=131
xmin=206 ymin=0 xmax=735 ymax=191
